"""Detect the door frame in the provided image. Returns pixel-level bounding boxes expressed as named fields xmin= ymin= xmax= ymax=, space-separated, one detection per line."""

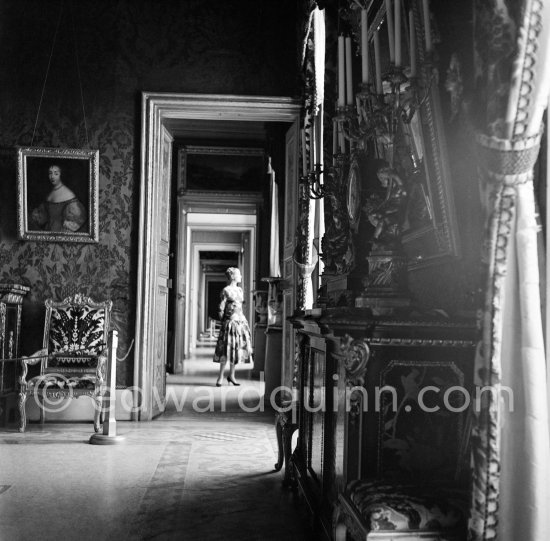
xmin=136 ymin=93 xmax=301 ymax=420
xmin=188 ymin=238 xmax=250 ymax=354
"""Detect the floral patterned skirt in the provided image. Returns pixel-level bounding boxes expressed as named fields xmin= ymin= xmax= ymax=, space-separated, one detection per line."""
xmin=213 ymin=313 xmax=253 ymax=365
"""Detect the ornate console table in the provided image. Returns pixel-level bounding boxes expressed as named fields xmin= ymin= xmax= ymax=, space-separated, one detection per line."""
xmin=289 ymin=309 xmax=477 ymax=540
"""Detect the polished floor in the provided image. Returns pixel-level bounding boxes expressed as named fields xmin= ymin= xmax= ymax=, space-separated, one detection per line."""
xmin=0 ymin=347 xmax=314 ymax=541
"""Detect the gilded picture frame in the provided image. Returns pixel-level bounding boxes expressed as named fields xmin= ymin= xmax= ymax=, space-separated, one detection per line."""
xmin=17 ymin=146 xmax=99 ymax=243
xmin=355 ymin=1 xmax=460 ymax=268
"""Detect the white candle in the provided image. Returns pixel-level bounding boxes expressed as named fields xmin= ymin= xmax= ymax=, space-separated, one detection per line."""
xmin=395 ymin=0 xmax=401 ymax=67
xmin=317 ymin=110 xmax=323 ymax=172
xmin=361 ymin=9 xmax=369 ymax=83
xmin=374 ymin=30 xmax=383 ymax=94
xmin=338 ymin=120 xmax=345 ymax=153
xmin=345 ymin=36 xmax=353 ymax=105
xmin=301 ymin=128 xmax=307 ymax=175
xmin=385 ymin=0 xmax=395 ymax=63
xmin=422 ymin=0 xmax=432 ymax=52
xmin=409 ymin=10 xmax=417 ymax=77
xmin=338 ymin=35 xmax=345 ymax=107
xmin=310 ymin=123 xmax=315 ymax=167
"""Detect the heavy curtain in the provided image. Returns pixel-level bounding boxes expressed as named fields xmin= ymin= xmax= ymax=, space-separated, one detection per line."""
xmin=469 ymin=1 xmax=550 ymax=540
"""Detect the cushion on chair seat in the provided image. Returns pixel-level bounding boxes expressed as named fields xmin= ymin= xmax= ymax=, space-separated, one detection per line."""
xmin=346 ymin=480 xmax=468 ymax=532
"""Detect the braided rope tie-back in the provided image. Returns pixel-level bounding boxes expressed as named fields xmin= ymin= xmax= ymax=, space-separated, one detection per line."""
xmin=476 ymin=132 xmax=542 ymax=185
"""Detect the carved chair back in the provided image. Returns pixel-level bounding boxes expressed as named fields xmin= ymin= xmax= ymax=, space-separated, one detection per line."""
xmin=41 ymin=294 xmax=112 ymax=380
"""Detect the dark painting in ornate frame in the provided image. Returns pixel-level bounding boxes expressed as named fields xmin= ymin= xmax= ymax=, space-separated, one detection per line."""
xmin=17 ymin=146 xmax=99 ymax=243
xmin=357 ymin=0 xmax=460 ymax=268
xmin=177 ymin=145 xmax=265 ymax=193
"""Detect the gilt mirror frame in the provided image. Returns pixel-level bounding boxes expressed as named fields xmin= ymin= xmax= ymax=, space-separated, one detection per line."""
xmin=363 ymin=0 xmax=460 ymax=268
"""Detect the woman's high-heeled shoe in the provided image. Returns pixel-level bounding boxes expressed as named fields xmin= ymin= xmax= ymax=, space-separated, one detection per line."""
xmin=227 ymin=377 xmax=240 ymax=386
xmin=215 ymin=381 xmax=222 ymax=387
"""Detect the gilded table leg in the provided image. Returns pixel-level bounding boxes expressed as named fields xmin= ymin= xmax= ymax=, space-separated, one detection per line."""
xmin=274 ymin=411 xmax=285 ymax=471
xmin=282 ymin=421 xmax=298 ymax=488
xmin=274 ymin=409 xmax=298 ymax=488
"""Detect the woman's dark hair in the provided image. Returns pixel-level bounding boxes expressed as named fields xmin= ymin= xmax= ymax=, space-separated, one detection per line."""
xmin=49 ymin=163 xmax=62 ymax=173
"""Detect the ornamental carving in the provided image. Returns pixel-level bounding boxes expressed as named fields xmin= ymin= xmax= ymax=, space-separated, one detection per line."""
xmin=293 ymin=333 xmax=305 ymax=390
xmin=340 ymin=334 xmax=369 ymax=387
xmin=321 ymin=162 xmax=355 ymax=275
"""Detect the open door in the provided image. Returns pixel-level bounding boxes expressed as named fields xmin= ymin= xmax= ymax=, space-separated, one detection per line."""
xmin=149 ymin=125 xmax=173 ymax=417
xmin=172 ymin=197 xmax=187 ymax=374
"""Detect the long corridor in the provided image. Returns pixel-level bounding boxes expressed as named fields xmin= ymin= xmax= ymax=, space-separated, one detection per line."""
xmin=0 ymin=346 xmax=314 ymax=541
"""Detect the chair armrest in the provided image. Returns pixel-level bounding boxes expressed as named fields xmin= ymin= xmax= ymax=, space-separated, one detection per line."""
xmin=95 ymin=353 xmax=108 ymax=386
xmin=19 ymin=348 xmax=48 ymax=384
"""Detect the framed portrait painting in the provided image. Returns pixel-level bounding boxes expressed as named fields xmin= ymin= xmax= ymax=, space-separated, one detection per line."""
xmin=17 ymin=147 xmax=99 ymax=243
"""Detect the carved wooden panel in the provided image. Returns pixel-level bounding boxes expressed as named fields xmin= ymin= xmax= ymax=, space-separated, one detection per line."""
xmin=376 ymin=358 xmax=466 ymax=481
xmin=308 ymin=347 xmax=326 ymax=487
xmin=0 ymin=284 xmax=29 ymax=394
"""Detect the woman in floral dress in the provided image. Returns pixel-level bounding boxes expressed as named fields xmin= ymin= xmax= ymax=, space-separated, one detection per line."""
xmin=213 ymin=267 xmax=253 ymax=386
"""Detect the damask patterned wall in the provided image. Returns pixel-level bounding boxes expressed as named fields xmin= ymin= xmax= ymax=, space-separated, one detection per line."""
xmin=0 ymin=0 xmax=299 ymax=385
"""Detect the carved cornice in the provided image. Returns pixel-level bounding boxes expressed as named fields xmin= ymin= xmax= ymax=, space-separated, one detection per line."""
xmin=321 ymin=315 xmax=475 ymax=329
xmin=0 ymin=283 xmax=30 ymax=304
xmin=368 ymin=337 xmax=477 ymax=348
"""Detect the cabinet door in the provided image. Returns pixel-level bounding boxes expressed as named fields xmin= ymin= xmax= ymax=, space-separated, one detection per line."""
xmin=0 ymin=303 xmax=23 ymax=394
xmin=360 ymin=345 xmax=473 ymax=482
xmin=300 ymin=336 xmax=326 ymax=490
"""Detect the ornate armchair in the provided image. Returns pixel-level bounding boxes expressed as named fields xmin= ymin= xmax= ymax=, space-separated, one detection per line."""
xmin=18 ymin=294 xmax=114 ymax=433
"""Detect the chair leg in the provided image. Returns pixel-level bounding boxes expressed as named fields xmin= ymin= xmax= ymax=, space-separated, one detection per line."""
xmin=39 ymin=395 xmax=45 ymax=425
xmin=274 ymin=411 xmax=284 ymax=471
xmin=93 ymin=394 xmax=101 ymax=433
xmin=18 ymin=392 xmax=27 ymax=433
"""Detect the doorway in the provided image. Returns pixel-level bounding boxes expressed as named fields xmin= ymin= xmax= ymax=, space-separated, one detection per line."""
xmin=174 ymin=207 xmax=259 ymax=367
xmin=135 ymin=93 xmax=301 ymax=421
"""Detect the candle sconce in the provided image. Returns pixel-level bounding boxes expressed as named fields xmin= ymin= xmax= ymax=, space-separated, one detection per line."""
xmin=336 ymin=61 xmax=436 ymax=162
xmin=300 ymin=163 xmax=327 ymax=199
xmin=337 ymin=88 xmax=387 ymax=150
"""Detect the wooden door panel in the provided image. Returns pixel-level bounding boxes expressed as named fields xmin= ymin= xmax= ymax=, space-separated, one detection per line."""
xmin=150 ymin=126 xmax=172 ymax=417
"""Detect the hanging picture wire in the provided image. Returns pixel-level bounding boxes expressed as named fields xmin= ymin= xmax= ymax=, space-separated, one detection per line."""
xmin=31 ymin=0 xmax=89 ymax=148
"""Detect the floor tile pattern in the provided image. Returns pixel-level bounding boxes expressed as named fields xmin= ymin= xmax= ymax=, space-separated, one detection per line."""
xmin=0 ymin=352 xmax=314 ymax=541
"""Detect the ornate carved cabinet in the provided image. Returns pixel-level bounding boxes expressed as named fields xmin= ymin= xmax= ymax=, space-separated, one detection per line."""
xmin=0 ymin=283 xmax=30 ymax=425
xmin=290 ymin=309 xmax=476 ymax=540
